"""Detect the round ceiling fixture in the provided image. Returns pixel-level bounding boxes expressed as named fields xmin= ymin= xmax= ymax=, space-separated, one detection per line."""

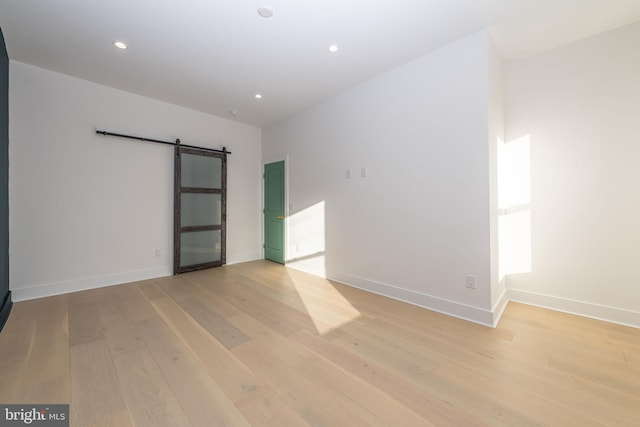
xmin=257 ymin=7 xmax=274 ymax=18
xmin=113 ymin=41 xmax=128 ymax=49
xmin=329 ymin=44 xmax=339 ymax=53
xmin=255 ymin=93 xmax=263 ymax=99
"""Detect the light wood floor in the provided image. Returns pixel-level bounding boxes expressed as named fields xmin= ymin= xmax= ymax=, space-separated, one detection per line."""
xmin=1 ymin=261 xmax=639 ymax=426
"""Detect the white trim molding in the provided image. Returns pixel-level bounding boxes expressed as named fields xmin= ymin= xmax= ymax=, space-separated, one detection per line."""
xmin=11 ymin=254 xmax=265 ymax=302
xmin=11 ymin=266 xmax=172 ymax=302
xmin=508 ymin=288 xmax=640 ymax=329
xmin=227 ymin=252 xmax=262 ymax=265
xmin=329 ymin=271 xmax=497 ymax=327
xmin=491 ymin=288 xmax=510 ymax=327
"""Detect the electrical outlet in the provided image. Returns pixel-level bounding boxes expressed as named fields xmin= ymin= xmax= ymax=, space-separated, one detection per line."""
xmin=345 ymin=168 xmax=352 ymax=179
xmin=155 ymin=248 xmax=162 ymax=257
xmin=361 ymin=167 xmax=367 ymax=178
xmin=465 ymin=275 xmax=476 ymax=289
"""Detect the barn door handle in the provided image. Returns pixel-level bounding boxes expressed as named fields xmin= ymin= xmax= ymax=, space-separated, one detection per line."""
xmin=277 ymin=216 xmax=285 ymax=220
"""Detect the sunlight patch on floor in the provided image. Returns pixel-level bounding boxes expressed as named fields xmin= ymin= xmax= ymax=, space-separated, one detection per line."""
xmin=287 ymin=270 xmax=361 ymax=335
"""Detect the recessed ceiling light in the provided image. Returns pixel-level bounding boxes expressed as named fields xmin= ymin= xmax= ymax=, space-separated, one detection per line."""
xmin=255 ymin=93 xmax=263 ymax=99
xmin=257 ymin=7 xmax=274 ymax=18
xmin=329 ymin=45 xmax=339 ymax=53
xmin=113 ymin=41 xmax=128 ymax=50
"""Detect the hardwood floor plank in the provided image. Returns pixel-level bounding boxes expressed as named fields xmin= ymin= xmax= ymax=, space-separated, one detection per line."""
xmin=232 ymin=338 xmax=374 ymax=426
xmin=150 ymin=297 xmax=266 ymax=403
xmin=230 ymin=313 xmax=434 ymax=427
xmin=67 ymin=285 xmax=147 ymax=356
xmin=17 ymin=375 xmax=70 ymax=407
xmin=329 ymin=320 xmax=540 ymax=426
xmin=68 ymin=289 xmax=103 ymax=345
xmin=330 ymin=318 xmax=444 ymax=376
xmin=137 ymin=279 xmax=169 ymax=301
xmin=99 ymin=296 xmax=147 ymax=356
xmin=292 ymin=329 xmax=486 ymax=427
xmin=151 ymin=296 xmax=307 ymax=426
xmin=16 ymin=295 xmax=70 ymax=404
xmin=0 ymin=303 xmax=37 ymax=403
xmin=157 ymin=275 xmax=201 ymax=302
xmin=116 ymin=283 xmax=159 ymax=322
xmin=625 ymin=350 xmax=640 ymax=370
xmin=136 ymin=317 xmax=252 ymax=427
xmin=549 ymin=352 xmax=640 ymax=398
xmin=436 ymin=360 xmax=600 ymax=426
xmin=112 ymin=348 xmax=189 ymax=427
xmin=175 ymin=295 xmax=251 ymax=349
xmin=187 ymin=282 xmax=245 ymax=319
xmin=69 ymin=338 xmax=133 ymax=427
xmin=228 ymin=312 xmax=312 ymax=367
xmin=229 ymin=274 xmax=307 ymax=312
xmin=233 ymin=388 xmax=310 ymax=427
xmin=292 ymin=348 xmax=435 ymax=427
xmin=211 ymin=278 xmax=319 ymax=336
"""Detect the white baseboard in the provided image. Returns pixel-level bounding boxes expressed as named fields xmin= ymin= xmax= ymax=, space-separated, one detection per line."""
xmin=491 ymin=288 xmax=509 ymax=327
xmin=10 ymin=251 xmax=262 ymax=302
xmin=13 ymin=261 xmax=637 ymax=330
xmin=328 ymin=271 xmax=496 ymax=327
xmin=508 ymin=288 xmax=640 ymax=329
xmin=226 ymin=252 xmax=262 ymax=265
xmin=11 ymin=266 xmax=173 ymax=302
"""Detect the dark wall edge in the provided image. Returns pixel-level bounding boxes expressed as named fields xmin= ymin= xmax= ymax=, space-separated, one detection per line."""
xmin=0 ymin=291 xmax=12 ymax=331
xmin=0 ymin=26 xmax=11 ymax=332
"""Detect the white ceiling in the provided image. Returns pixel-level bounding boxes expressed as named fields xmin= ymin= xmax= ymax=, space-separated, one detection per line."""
xmin=1 ymin=0 xmax=639 ymax=127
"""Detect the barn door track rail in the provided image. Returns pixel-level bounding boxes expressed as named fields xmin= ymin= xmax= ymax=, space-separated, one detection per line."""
xmin=96 ymin=129 xmax=231 ymax=155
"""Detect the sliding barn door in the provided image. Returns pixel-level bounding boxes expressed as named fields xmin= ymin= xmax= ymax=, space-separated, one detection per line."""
xmin=174 ymin=146 xmax=226 ymax=274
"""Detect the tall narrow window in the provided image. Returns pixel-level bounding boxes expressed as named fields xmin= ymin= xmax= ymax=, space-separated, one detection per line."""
xmin=498 ymin=134 xmax=531 ymax=280
xmin=174 ymin=146 xmax=226 ymax=273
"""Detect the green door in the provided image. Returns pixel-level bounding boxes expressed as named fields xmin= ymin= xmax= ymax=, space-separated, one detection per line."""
xmin=264 ymin=161 xmax=285 ymax=264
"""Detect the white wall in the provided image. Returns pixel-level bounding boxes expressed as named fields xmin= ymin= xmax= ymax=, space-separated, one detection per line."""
xmin=264 ymin=31 xmax=501 ymax=325
xmin=504 ymin=22 xmax=640 ymax=327
xmin=488 ymin=37 xmax=506 ymax=318
xmin=9 ymin=61 xmax=262 ymax=300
